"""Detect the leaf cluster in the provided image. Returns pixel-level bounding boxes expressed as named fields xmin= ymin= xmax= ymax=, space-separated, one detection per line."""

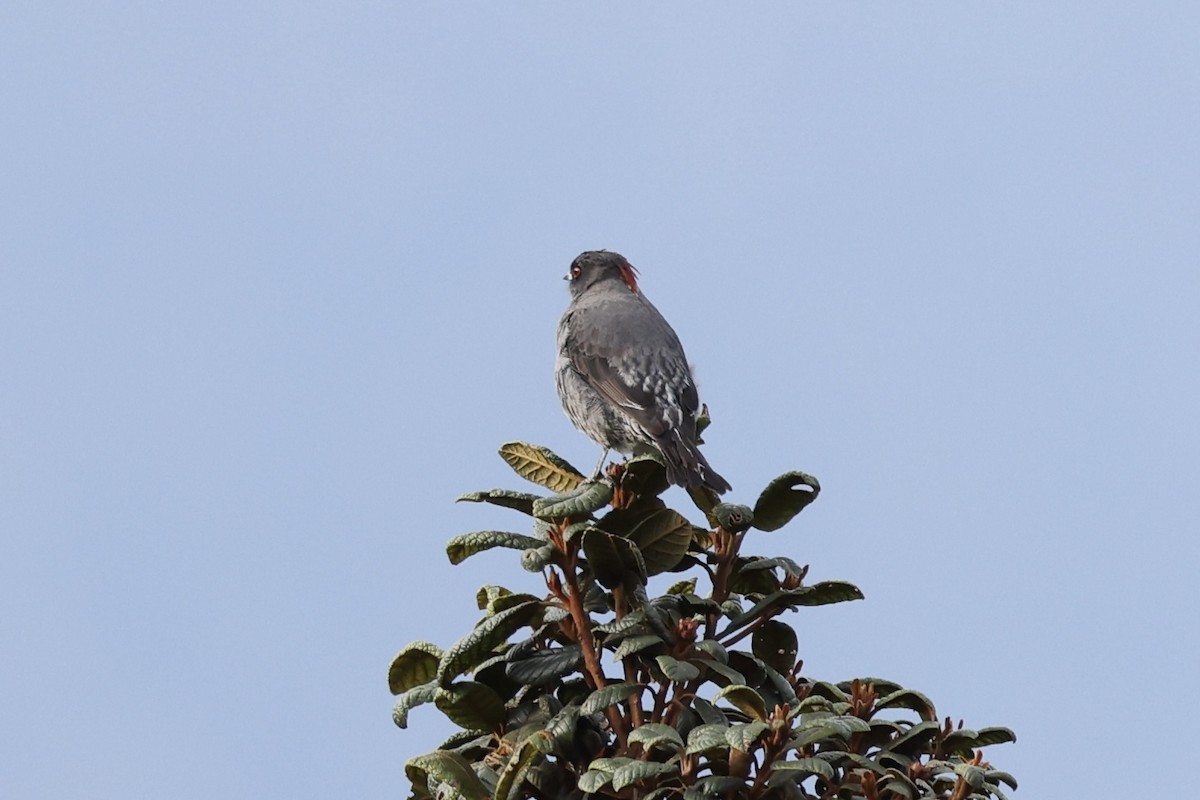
xmin=390 ymin=443 xmax=1017 ymax=800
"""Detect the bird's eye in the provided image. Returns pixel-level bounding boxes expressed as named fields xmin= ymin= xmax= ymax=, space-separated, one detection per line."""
xmin=570 ymin=265 xmax=582 ymax=279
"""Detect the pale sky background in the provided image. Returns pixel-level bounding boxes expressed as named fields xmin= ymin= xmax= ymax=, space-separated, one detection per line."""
xmin=2 ymin=3 xmax=1197 ymax=798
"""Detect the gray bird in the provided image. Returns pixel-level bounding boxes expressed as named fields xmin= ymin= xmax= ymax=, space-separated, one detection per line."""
xmin=555 ymin=250 xmax=731 ymax=494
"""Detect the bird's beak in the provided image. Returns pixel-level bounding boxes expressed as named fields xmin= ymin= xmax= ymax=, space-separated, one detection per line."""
xmin=562 ymin=272 xmax=571 ymax=280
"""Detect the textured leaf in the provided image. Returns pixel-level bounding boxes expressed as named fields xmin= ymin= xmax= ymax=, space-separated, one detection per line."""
xmin=600 ymin=498 xmax=693 ymax=575
xmin=628 ymin=723 xmax=685 ymax=751
xmin=577 ymin=770 xmax=612 ymax=793
xmin=613 ymin=634 xmax=664 ymax=660
xmin=877 ymin=688 xmax=938 ymax=720
xmin=434 ymin=682 xmax=506 ymax=731
xmin=769 ymin=757 xmax=836 ymax=782
xmin=498 ymin=442 xmax=584 ymax=492
xmin=656 ymin=655 xmax=700 ymax=682
xmin=436 ymin=601 xmax=539 ymax=684
xmin=388 ymin=641 xmax=443 ymax=695
xmin=958 ymin=763 xmax=987 ymax=789
xmin=626 ymin=507 xmax=694 ymax=575
xmin=620 ymin=453 xmax=670 ymax=498
xmin=582 ymin=528 xmax=646 ymax=589
xmin=726 ymin=720 xmax=769 ymax=751
xmin=694 ymin=638 xmax=728 ymax=663
xmin=752 ymin=471 xmax=821 ymax=531
xmin=720 ymin=582 xmax=863 ymax=636
xmin=446 ymin=531 xmax=544 ymax=565
xmin=531 ymin=704 xmax=581 ymax=753
xmin=696 ymin=658 xmax=746 ymax=686
xmin=885 ymin=720 xmax=939 ymax=755
xmin=612 ymin=760 xmax=678 ymax=791
xmin=405 ymin=751 xmax=490 ymax=800
xmin=942 ymin=728 xmax=980 ymax=756
xmin=505 ymin=645 xmax=583 ymax=686
xmin=986 ymin=770 xmax=1019 ymax=790
xmin=692 ymin=697 xmax=728 ymax=726
xmin=685 ymin=723 xmax=730 ymax=754
xmin=493 ymin=740 xmax=542 ymax=800
xmin=684 ymin=776 xmax=746 ymax=800
xmin=712 ymin=503 xmax=754 ymax=533
xmin=484 ymin=591 xmax=541 ymax=615
xmin=520 ymin=545 xmax=555 ymax=572
xmin=686 ymin=484 xmax=720 ymax=518
xmin=973 ymin=726 xmax=1017 ymax=747
xmin=793 ymin=580 xmax=864 ymax=605
xmin=752 ymin=620 xmax=799 ymax=675
xmin=713 ymin=684 xmax=768 ymax=721
xmin=392 ymin=683 xmax=438 ymax=729
xmin=456 ymin=489 xmax=541 ymax=516
xmin=666 ymin=577 xmax=698 ymax=595
xmin=581 ymin=682 xmax=646 ymax=714
xmin=475 ymin=585 xmax=512 ymax=611
xmin=532 ymin=480 xmax=614 ymax=519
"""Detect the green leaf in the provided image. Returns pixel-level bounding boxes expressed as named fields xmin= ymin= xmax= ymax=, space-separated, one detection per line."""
xmin=520 ymin=545 xmax=555 ymax=572
xmin=600 ymin=498 xmax=693 ymax=575
xmin=692 ymin=697 xmax=728 ymax=726
xmin=577 ymin=770 xmax=612 ymax=793
xmin=405 ymin=751 xmax=490 ymax=800
xmin=532 ymin=480 xmax=614 ymax=519
xmin=885 ymin=720 xmax=939 ymax=755
xmin=626 ymin=507 xmax=694 ymax=575
xmin=388 ymin=641 xmax=443 ymax=695
xmin=666 ymin=577 xmax=698 ymax=595
xmin=436 ymin=600 xmax=539 ymax=684
xmin=498 ymin=441 xmax=584 ymax=493
xmin=986 ymin=770 xmax=1019 ymax=790
xmin=504 ymin=645 xmax=583 ymax=686
xmin=973 ymin=726 xmax=1017 ymax=747
xmin=582 ymin=528 xmax=647 ymax=589
xmin=685 ymin=723 xmax=730 ymax=754
xmin=628 ymin=723 xmax=685 ymax=751
xmin=434 ymin=682 xmax=506 ymax=731
xmin=686 ymin=484 xmax=720 ymax=519
xmin=769 ymin=757 xmax=836 ymax=782
xmin=475 ymin=585 xmax=512 ymax=611
xmin=613 ymin=634 xmax=664 ymax=660
xmin=696 ymin=658 xmax=746 ymax=686
xmin=446 ymin=531 xmax=545 ymax=565
xmin=712 ymin=503 xmax=754 ymax=533
xmin=685 ymin=776 xmax=746 ymax=800
xmin=796 ymin=580 xmax=864 ymax=605
xmin=392 ymin=683 xmax=438 ymax=729
xmin=876 ymin=688 xmax=937 ymax=721
xmin=612 ymin=760 xmax=678 ymax=791
xmin=957 ymin=763 xmax=987 ymax=790
xmin=620 ymin=453 xmax=670 ymax=498
xmin=942 ymin=728 xmax=980 ymax=756
xmin=656 ymin=655 xmax=700 ymax=682
xmin=719 ymin=582 xmax=864 ymax=636
xmin=713 ymin=684 xmax=768 ymax=721
xmin=581 ymin=682 xmax=646 ymax=715
xmin=456 ymin=489 xmax=542 ymax=516
xmin=493 ymin=740 xmax=542 ymax=800
xmin=726 ymin=720 xmax=769 ymax=751
xmin=752 ymin=620 xmax=799 ymax=675
xmin=530 ymin=704 xmax=581 ymax=753
xmin=752 ymin=471 xmax=821 ymax=531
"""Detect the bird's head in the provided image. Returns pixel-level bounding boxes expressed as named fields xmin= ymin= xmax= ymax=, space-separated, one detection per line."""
xmin=564 ymin=250 xmax=640 ymax=297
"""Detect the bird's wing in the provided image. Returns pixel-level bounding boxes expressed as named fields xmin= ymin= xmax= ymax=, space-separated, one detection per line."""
xmin=564 ymin=301 xmax=699 ymax=438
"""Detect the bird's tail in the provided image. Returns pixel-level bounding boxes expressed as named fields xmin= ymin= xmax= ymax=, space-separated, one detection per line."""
xmin=657 ymin=433 xmax=731 ymax=495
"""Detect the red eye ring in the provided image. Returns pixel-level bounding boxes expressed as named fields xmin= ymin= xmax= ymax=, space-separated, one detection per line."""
xmin=570 ymin=265 xmax=582 ymax=278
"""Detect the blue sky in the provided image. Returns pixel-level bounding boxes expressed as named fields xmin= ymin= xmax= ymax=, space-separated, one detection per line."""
xmin=2 ymin=3 xmax=1196 ymax=797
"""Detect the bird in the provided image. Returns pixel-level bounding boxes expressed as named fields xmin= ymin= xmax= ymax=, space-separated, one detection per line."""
xmin=555 ymin=250 xmax=731 ymax=494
